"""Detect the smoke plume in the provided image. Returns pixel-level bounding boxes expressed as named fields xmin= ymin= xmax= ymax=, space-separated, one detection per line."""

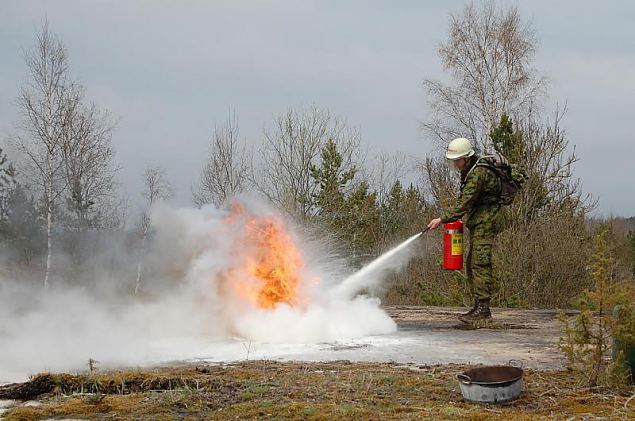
xmin=0 ymin=199 xmax=408 ymax=383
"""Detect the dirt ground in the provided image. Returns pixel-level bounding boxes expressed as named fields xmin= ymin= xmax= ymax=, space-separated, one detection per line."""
xmin=2 ymin=306 xmax=633 ymax=420
xmin=259 ymin=306 xmax=570 ymax=370
xmin=383 ymin=306 xmax=571 ymax=369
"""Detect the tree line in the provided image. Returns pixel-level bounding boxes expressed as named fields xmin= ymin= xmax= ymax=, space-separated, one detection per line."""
xmin=1 ymin=3 xmax=634 ymax=308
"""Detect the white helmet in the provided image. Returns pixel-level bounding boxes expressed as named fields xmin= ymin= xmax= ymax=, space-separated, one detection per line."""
xmin=446 ymin=137 xmax=475 ymax=160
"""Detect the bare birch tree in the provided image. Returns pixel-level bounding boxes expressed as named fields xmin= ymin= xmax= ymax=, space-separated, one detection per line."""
xmin=135 ymin=166 xmax=171 ymax=295
xmin=11 ymin=22 xmax=73 ymax=289
xmin=60 ymin=98 xmax=119 ymax=231
xmin=255 ymin=105 xmax=361 ymax=223
xmin=369 ymin=152 xmax=410 ymax=211
xmin=510 ymin=107 xmax=596 ymax=222
xmin=414 ymin=3 xmax=599 ymax=307
xmin=419 ymin=1 xmax=550 ymax=213
xmin=422 ymin=0 xmax=546 ymax=151
xmin=192 ymin=112 xmax=250 ymax=207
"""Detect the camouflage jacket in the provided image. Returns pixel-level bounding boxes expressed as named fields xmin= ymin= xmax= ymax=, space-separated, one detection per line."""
xmin=440 ymin=155 xmax=502 ymax=231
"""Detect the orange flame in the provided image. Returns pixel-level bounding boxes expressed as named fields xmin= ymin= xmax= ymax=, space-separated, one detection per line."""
xmin=225 ymin=202 xmax=304 ymax=309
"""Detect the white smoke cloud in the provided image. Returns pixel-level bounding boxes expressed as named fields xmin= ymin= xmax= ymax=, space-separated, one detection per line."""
xmin=0 ymin=200 xmax=402 ymax=383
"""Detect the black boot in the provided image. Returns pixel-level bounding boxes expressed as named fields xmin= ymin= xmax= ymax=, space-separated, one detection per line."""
xmin=459 ymin=299 xmax=492 ymax=323
xmin=461 ymin=300 xmax=478 ymax=317
xmin=474 ymin=299 xmax=492 ymax=320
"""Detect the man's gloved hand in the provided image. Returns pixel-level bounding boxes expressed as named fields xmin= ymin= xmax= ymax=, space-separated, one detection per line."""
xmin=427 ymin=218 xmax=442 ymax=230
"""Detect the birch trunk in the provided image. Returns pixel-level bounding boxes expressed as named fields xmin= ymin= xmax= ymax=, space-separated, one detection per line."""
xmin=134 ymin=227 xmax=148 ymax=295
xmin=43 ymin=148 xmax=53 ymax=290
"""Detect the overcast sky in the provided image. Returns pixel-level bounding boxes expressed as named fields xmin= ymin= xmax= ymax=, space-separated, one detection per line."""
xmin=1 ymin=1 xmax=633 ymax=217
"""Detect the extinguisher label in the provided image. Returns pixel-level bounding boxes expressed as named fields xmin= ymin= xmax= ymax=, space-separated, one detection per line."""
xmin=451 ymin=233 xmax=463 ymax=255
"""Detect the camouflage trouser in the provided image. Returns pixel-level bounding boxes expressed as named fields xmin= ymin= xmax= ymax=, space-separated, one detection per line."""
xmin=465 ymin=225 xmax=496 ymax=301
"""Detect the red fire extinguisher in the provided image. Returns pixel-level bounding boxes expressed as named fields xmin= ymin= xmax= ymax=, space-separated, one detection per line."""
xmin=443 ymin=220 xmax=464 ymax=270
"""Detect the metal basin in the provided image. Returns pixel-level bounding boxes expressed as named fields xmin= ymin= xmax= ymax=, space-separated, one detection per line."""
xmin=456 ymin=362 xmax=524 ymax=404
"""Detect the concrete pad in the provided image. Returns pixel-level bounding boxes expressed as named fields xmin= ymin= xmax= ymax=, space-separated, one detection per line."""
xmin=181 ymin=306 xmax=567 ymax=370
xmin=1 ymin=306 xmax=568 ymax=386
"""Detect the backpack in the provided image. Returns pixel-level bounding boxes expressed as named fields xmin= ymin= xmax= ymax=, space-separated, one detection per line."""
xmin=470 ymin=155 xmax=527 ymax=206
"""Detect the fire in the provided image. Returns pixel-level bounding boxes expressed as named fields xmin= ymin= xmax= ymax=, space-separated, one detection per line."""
xmin=225 ymin=202 xmax=304 ymax=310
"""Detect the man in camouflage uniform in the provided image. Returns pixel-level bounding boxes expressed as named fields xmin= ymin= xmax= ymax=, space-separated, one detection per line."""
xmin=427 ymin=138 xmax=503 ymax=322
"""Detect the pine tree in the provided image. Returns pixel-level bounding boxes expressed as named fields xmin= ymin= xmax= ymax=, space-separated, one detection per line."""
xmin=344 ymin=181 xmax=379 ymax=259
xmin=0 ymin=183 xmax=44 ymax=265
xmin=402 ymin=184 xmax=427 ymax=233
xmin=559 ymin=228 xmax=635 ymax=388
xmin=489 ymin=113 xmax=524 ymax=164
xmin=310 ymin=138 xmax=357 ymax=232
xmin=489 ymin=113 xmax=548 ymax=220
xmin=310 ymin=139 xmax=356 ymax=211
xmin=379 ymin=180 xmax=404 ymax=242
xmin=0 ymin=147 xmax=16 ymax=222
xmin=0 ymin=148 xmax=15 ymax=185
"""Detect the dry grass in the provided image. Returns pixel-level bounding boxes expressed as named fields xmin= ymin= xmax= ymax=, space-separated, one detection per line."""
xmin=2 ymin=361 xmax=633 ymax=420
